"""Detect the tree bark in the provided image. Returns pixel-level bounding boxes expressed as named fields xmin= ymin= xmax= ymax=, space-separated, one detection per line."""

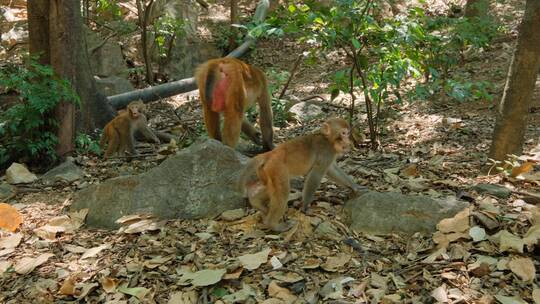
xmin=464 ymin=0 xmax=489 ymax=18
xmin=28 ymin=0 xmax=116 ymax=158
xmin=27 ymin=1 xmax=50 ymax=65
xmin=228 ymin=0 xmax=239 ymax=51
xmin=489 ymin=0 xmax=540 ymax=160
xmin=136 ymin=0 xmax=155 ymax=85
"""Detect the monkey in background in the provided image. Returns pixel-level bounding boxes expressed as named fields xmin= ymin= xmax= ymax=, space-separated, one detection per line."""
xmin=100 ymin=100 xmax=160 ymax=159
xmin=195 ymin=57 xmax=274 ymax=151
xmin=238 ymin=118 xmax=367 ymax=232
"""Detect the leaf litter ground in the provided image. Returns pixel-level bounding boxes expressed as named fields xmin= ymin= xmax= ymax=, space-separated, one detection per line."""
xmin=2 ymin=0 xmax=540 ymax=303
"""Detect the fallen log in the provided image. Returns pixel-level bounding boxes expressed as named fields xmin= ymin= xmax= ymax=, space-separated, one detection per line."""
xmin=107 ymin=0 xmax=270 ymax=110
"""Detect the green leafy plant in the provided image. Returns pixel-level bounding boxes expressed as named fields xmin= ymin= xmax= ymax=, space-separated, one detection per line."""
xmin=75 ymin=133 xmax=101 ymax=155
xmin=0 ymin=59 xmax=80 ymax=168
xmin=267 ymin=1 xmax=499 ymax=148
xmin=96 ymin=0 xmax=122 ymax=21
xmin=154 ymin=16 xmax=185 ymax=60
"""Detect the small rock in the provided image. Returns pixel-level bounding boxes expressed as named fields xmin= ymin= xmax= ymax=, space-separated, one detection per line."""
xmin=288 ymin=102 xmax=323 ymax=122
xmin=472 ymin=184 xmax=511 ymax=199
xmin=41 ymin=160 xmax=84 ymax=185
xmin=5 ymin=163 xmax=38 ymax=184
xmin=0 ymin=183 xmax=17 ymax=201
xmin=220 ymin=208 xmax=246 ymax=221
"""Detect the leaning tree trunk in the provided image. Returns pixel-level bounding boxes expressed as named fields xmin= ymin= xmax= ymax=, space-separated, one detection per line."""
xmin=28 ymin=0 xmax=116 ymax=154
xmin=489 ymin=0 xmax=540 ymax=161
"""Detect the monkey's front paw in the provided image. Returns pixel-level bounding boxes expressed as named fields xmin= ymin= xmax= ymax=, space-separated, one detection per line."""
xmin=268 ymin=220 xmax=295 ymax=233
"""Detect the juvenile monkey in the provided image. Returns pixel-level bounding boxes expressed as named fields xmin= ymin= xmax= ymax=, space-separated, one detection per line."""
xmin=238 ymin=118 xmax=366 ymax=232
xmin=195 ymin=57 xmax=274 ymax=151
xmin=100 ymin=100 xmax=160 ymax=159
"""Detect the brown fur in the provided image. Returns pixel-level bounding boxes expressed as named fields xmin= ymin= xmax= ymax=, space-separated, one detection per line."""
xmin=100 ymin=101 xmax=159 ymax=159
xmin=195 ymin=57 xmax=274 ymax=151
xmin=238 ymin=118 xmax=366 ymax=232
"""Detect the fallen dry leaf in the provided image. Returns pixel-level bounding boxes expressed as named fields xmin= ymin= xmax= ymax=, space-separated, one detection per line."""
xmin=302 ymin=258 xmax=320 ymax=269
xmin=0 ymin=203 xmax=22 ymax=232
xmin=101 ymin=277 xmax=119 ymax=293
xmin=510 ymin=162 xmax=534 ymax=177
xmin=268 ymin=280 xmax=298 ymax=303
xmin=0 ymin=233 xmax=22 ymax=249
xmin=321 ymin=253 xmax=351 ymax=272
xmin=118 ymin=286 xmax=150 ymax=300
xmin=508 ymin=257 xmax=535 ymax=282
xmin=0 ymin=260 xmax=12 ymax=273
xmin=496 ymin=231 xmax=524 ymax=253
xmin=34 ymin=224 xmax=65 ymax=240
xmin=238 ymin=248 xmax=271 ymax=270
xmin=80 ymin=244 xmax=109 ymax=260
xmin=14 ymin=253 xmax=54 ymax=275
xmin=533 ymin=289 xmax=540 ymax=304
xmin=180 ymin=268 xmax=226 ymax=287
xmin=58 ymin=276 xmax=77 ymax=295
xmin=437 ymin=208 xmax=470 ymax=233
xmin=168 ymin=290 xmax=198 ymax=304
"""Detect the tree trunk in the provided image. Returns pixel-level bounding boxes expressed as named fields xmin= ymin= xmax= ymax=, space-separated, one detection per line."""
xmin=136 ymin=0 xmax=155 ymax=85
xmin=489 ymin=0 xmax=540 ymax=161
xmin=228 ymin=0 xmax=239 ymax=51
xmin=27 ymin=1 xmax=50 ymax=65
xmin=464 ymin=0 xmax=489 ymax=18
xmin=28 ymin=0 xmax=116 ymax=158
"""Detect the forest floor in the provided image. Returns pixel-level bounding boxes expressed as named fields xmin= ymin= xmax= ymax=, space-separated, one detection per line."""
xmin=1 ymin=0 xmax=540 ymax=303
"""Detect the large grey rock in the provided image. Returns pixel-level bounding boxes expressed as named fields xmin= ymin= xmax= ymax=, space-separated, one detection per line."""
xmin=95 ymin=76 xmax=134 ymax=96
xmin=342 ymin=191 xmax=469 ymax=235
xmin=86 ymin=28 xmax=127 ymax=77
xmin=41 ymin=159 xmax=84 ymax=185
xmin=471 ymin=183 xmax=511 ymax=199
xmin=0 ymin=183 xmax=16 ymax=201
xmin=5 ymin=163 xmax=38 ymax=184
xmin=71 ymin=140 xmax=249 ymax=228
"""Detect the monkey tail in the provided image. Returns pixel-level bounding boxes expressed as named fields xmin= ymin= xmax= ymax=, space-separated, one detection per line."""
xmin=195 ymin=62 xmax=219 ymax=107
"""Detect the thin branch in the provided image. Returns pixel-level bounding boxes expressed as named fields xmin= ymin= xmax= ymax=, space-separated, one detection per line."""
xmin=278 ymin=53 xmax=304 ymax=100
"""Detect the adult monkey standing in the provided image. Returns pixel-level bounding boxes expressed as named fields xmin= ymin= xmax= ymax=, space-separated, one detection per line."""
xmin=195 ymin=58 xmax=274 ymax=151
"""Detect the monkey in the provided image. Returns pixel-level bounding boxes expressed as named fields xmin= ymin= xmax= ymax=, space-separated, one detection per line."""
xmin=195 ymin=57 xmax=274 ymax=151
xmin=100 ymin=100 xmax=160 ymax=159
xmin=238 ymin=118 xmax=367 ymax=232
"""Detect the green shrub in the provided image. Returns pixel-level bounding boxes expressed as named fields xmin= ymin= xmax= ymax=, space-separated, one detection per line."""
xmin=0 ymin=59 xmax=80 ymax=168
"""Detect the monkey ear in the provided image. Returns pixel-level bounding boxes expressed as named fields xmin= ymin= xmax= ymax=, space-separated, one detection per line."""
xmin=321 ymin=122 xmax=330 ymax=136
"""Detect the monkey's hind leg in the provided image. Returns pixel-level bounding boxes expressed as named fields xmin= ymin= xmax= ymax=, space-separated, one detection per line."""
xmin=247 ymin=182 xmax=270 ymax=215
xmin=263 ymin=170 xmax=292 ymax=232
xmin=223 ymin=108 xmax=243 ymax=148
xmin=104 ymin=131 xmax=120 ymax=159
xmin=203 ymin=106 xmax=222 ymax=141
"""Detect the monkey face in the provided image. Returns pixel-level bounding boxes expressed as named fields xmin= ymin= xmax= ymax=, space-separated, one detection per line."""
xmin=128 ymin=106 xmax=141 ymax=119
xmin=334 ymin=127 xmax=351 ymax=154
